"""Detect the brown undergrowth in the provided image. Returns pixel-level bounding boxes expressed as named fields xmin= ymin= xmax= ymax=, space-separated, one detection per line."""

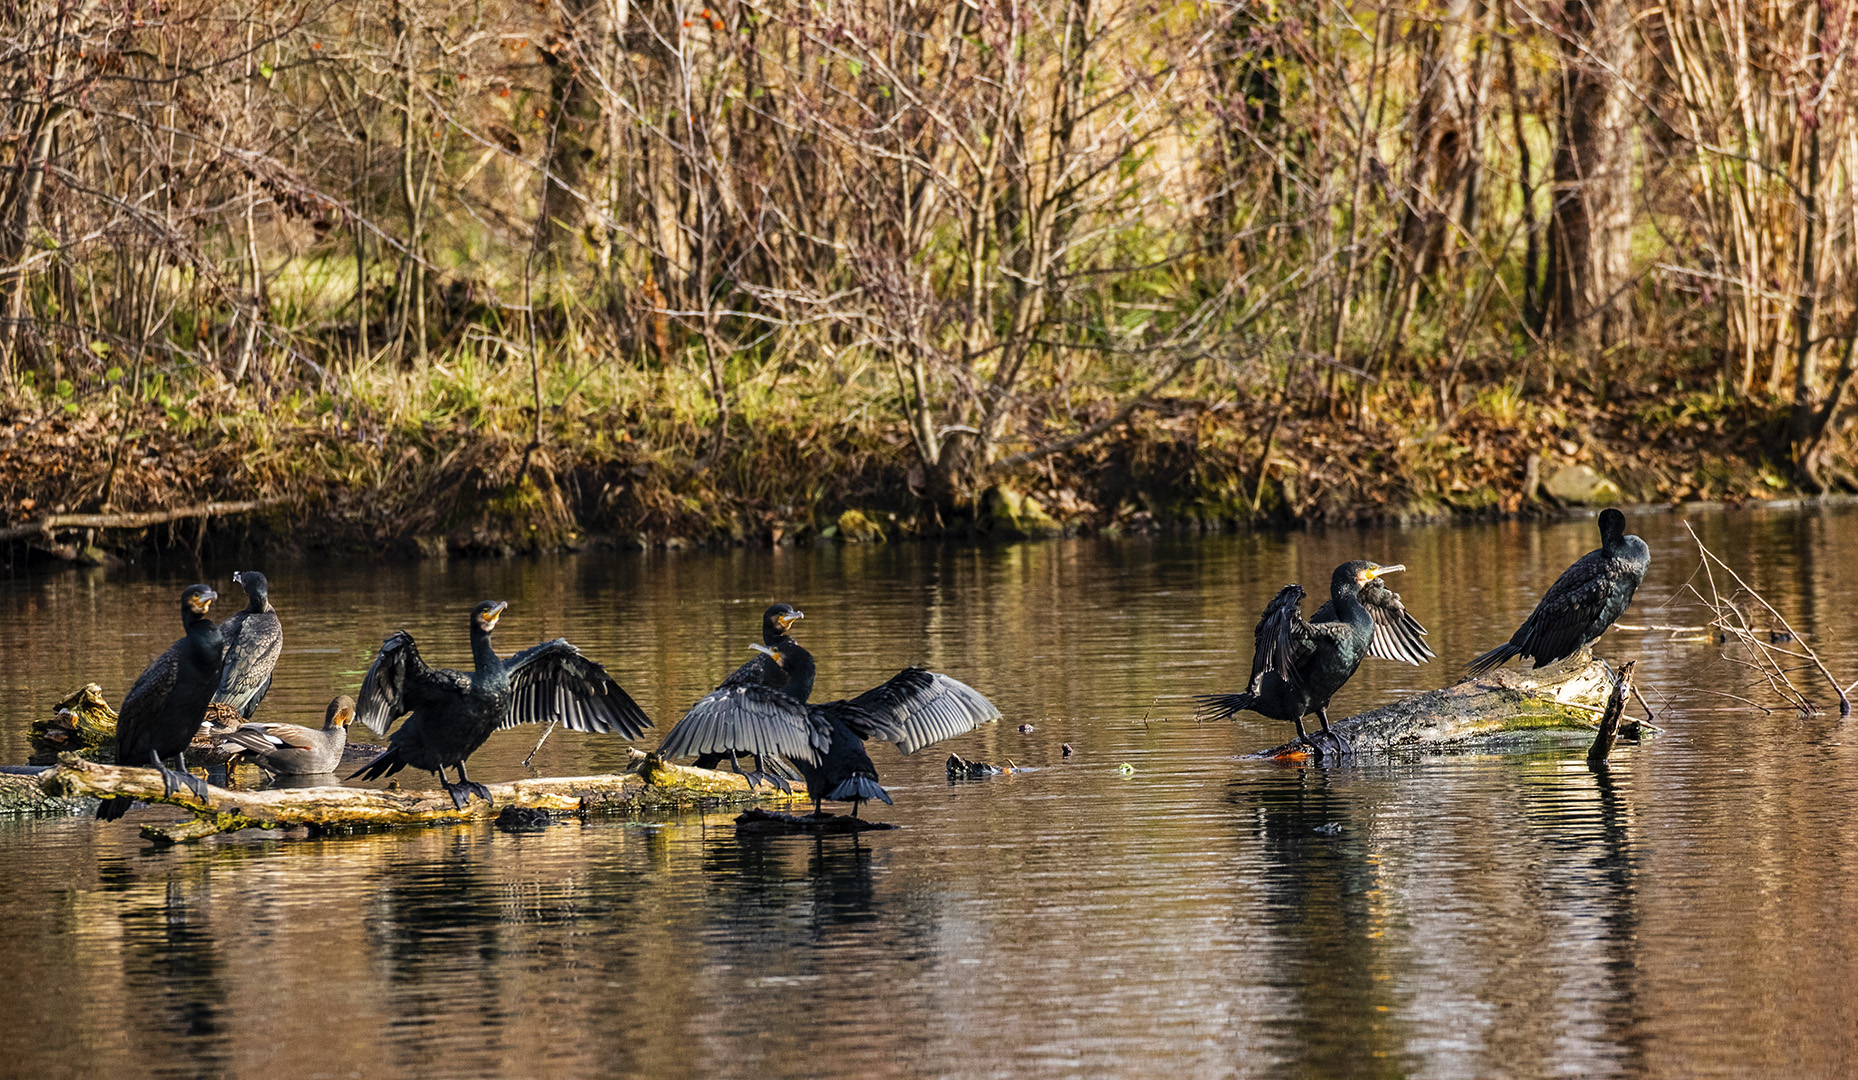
xmin=0 ymin=378 xmax=1806 ymax=562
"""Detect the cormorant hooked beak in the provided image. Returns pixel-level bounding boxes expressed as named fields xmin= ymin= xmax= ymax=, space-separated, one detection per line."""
xmin=1359 ymin=563 xmax=1406 ymax=584
xmin=188 ymin=589 xmax=218 ymax=614
xmin=750 ymin=642 xmax=785 ymax=665
xmin=477 ymin=601 xmax=508 ymax=632
xmin=775 ymin=609 xmax=804 ymax=631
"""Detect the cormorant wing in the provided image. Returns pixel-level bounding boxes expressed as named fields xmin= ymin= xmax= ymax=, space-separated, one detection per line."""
xmin=1251 ymin=583 xmax=1316 ymax=689
xmin=1314 ymin=579 xmax=1434 ymax=665
xmin=655 ymin=682 xmax=828 ymax=765
xmin=497 ymin=639 xmax=653 ymax=739
xmin=1513 ymin=549 xmax=1631 ymax=664
xmin=214 ymin=610 xmax=282 ymax=717
xmin=354 ymin=631 xmax=469 ymax=735
xmin=840 ymin=668 xmax=1003 ymax=755
xmin=119 ymin=641 xmax=183 ymax=726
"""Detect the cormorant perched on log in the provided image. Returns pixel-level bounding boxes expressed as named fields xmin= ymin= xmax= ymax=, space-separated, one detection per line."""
xmin=685 ymin=603 xmax=802 ymax=789
xmin=1467 ymin=508 xmax=1649 ymax=676
xmin=349 ymin=601 xmax=652 ymax=808
xmin=654 ymin=605 xmax=1001 ymax=814
xmin=1196 ymin=561 xmax=1433 ymax=755
xmin=213 ymin=570 xmax=282 ymax=719
xmin=217 ymin=695 xmax=354 ymax=776
xmin=96 ymin=585 xmax=224 ymax=820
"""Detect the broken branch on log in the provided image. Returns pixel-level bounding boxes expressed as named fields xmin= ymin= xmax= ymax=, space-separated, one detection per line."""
xmin=40 ymin=751 xmax=805 ymax=844
xmin=1588 ymin=661 xmax=1638 ymax=765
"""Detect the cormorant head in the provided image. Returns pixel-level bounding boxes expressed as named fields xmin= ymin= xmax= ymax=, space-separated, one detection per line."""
xmin=1598 ymin=507 xmax=1626 ymax=545
xmin=751 ymin=641 xmax=816 ymax=699
xmin=231 ymin=570 xmax=270 ymax=610
xmin=182 ymin=584 xmax=219 ymax=618
xmin=1334 ymin=560 xmax=1404 ymax=593
xmin=472 ymin=600 xmax=508 ymax=635
xmin=762 ymin=603 xmax=804 ymax=640
xmin=327 ymin=695 xmax=356 ymax=729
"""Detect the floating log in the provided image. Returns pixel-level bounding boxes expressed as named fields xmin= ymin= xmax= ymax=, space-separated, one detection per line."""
xmin=946 ymin=752 xmax=1025 ymax=778
xmin=39 ymin=750 xmax=805 ymax=843
xmin=1255 ymin=654 xmax=1646 ymax=760
xmin=733 ymin=807 xmax=896 ymax=835
xmin=0 ymin=766 xmax=93 ymax=815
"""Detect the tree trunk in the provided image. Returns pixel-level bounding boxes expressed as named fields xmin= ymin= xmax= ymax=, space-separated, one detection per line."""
xmin=1545 ymin=0 xmax=1637 ymax=349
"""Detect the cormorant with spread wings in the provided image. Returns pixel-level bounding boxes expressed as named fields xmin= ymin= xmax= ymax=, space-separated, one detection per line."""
xmin=349 ymin=601 xmax=652 ymax=808
xmin=654 ymin=604 xmax=1001 ymax=814
xmin=1197 ymin=560 xmax=1433 ymax=756
xmin=1466 ymin=508 xmax=1649 ymax=676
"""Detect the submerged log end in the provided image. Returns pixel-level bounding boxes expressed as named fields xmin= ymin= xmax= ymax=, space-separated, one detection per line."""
xmin=1587 ymin=660 xmax=1638 ymax=765
xmin=733 ymin=807 xmax=896 ymax=835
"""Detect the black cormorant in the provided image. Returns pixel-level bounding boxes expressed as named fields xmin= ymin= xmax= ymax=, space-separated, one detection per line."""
xmin=349 ymin=601 xmax=652 ymax=808
xmin=686 ymin=603 xmax=803 ymax=788
xmin=97 ymin=584 xmax=224 ymax=820
xmin=217 ymin=695 xmax=354 ymax=775
xmin=213 ymin=570 xmax=282 ymax=719
xmin=1196 ymin=561 xmax=1433 ymax=754
xmin=654 ymin=605 xmax=1001 ymax=814
xmin=1466 ymin=508 xmax=1649 ymax=676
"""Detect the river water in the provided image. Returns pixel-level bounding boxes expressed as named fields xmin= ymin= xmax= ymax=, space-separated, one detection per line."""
xmin=0 ymin=507 xmax=1852 ymax=1079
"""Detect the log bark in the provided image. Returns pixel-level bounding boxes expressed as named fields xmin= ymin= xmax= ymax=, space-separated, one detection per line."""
xmin=41 ymin=751 xmax=805 ymax=843
xmin=1255 ymin=654 xmax=1637 ymax=759
xmin=1587 ymin=659 xmax=1637 ymax=764
xmin=0 ymin=499 xmax=285 ymax=544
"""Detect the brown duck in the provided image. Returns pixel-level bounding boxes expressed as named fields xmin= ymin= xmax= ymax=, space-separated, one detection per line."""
xmin=216 ymin=696 xmax=355 ymax=776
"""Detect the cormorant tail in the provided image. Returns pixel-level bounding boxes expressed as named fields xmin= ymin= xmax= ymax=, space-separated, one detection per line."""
xmin=1465 ymin=642 xmax=1521 ymax=677
xmin=348 ymin=744 xmax=409 ymax=782
xmin=1194 ymin=692 xmax=1257 ymax=721
xmin=96 ymin=796 xmax=133 ymax=821
xmin=828 ymin=776 xmax=893 ymax=805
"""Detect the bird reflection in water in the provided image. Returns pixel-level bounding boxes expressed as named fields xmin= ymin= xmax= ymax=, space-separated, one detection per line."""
xmin=102 ymin=864 xmax=234 ymax=1079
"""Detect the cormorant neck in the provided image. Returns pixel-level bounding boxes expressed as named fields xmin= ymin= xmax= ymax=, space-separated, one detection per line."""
xmin=248 ymin=593 xmax=271 ymax=613
xmin=470 ymin=627 xmax=501 ymax=670
xmin=1328 ymin=578 xmax=1371 ymax=623
xmin=183 ymin=610 xmax=222 ymax=660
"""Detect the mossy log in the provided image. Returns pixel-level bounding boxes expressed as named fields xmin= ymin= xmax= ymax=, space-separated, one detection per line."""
xmin=1255 ymin=654 xmax=1644 ymax=760
xmin=40 ymin=751 xmax=805 ymax=843
xmin=0 ymin=766 xmax=94 ymax=815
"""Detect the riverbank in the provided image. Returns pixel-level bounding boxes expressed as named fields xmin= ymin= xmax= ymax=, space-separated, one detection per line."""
xmin=0 ymin=375 xmax=1811 ymax=563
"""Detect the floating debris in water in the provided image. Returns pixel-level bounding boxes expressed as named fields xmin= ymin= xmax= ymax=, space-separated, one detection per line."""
xmin=1017 ymin=723 xmax=1035 ymax=733
xmin=496 ymin=805 xmax=553 ymax=832
xmin=1313 ymin=822 xmax=1343 ymax=836
xmin=1115 ymin=763 xmax=1135 ymax=775
xmin=947 ymin=753 xmax=1021 ymax=778
xmin=1061 ymin=743 xmax=1074 ymax=757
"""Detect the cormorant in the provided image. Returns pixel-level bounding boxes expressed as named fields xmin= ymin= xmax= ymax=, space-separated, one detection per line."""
xmin=1196 ymin=561 xmax=1433 ymax=755
xmin=217 ymin=695 xmax=355 ymax=776
xmin=97 ymin=584 xmax=224 ymax=820
xmin=349 ymin=601 xmax=652 ymax=808
xmin=1466 ymin=508 xmax=1649 ymax=676
xmin=213 ymin=570 xmax=282 ymax=719
xmin=654 ymin=605 xmax=1002 ymax=815
xmin=686 ymin=603 xmax=803 ymax=788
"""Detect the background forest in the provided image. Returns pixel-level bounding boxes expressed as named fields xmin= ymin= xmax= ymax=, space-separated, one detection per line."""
xmin=1 ymin=0 xmax=1854 ymax=553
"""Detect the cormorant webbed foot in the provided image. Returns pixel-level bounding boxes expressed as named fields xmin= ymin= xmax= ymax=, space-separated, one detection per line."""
xmin=464 ymin=781 xmax=493 ymax=805
xmin=745 ymin=771 xmax=792 ymax=794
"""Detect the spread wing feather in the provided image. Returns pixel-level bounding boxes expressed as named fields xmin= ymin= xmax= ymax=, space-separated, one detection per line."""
xmin=1314 ymin=579 xmax=1434 ymax=666
xmin=844 ymin=668 xmax=1003 ymax=755
xmin=497 ymin=639 xmax=652 ymax=738
xmin=1252 ymin=584 xmax=1314 ymax=689
xmin=655 ymin=682 xmax=826 ymax=765
xmin=353 ymin=631 xmax=468 ymax=735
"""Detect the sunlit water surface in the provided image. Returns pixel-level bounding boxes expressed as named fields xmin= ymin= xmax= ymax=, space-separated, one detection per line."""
xmin=0 ymin=508 xmax=1853 ymax=1079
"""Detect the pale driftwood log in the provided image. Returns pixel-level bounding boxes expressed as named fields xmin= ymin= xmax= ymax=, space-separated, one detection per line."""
xmin=0 ymin=499 xmax=284 ymax=543
xmin=41 ymin=751 xmax=806 ymax=843
xmin=1255 ymin=654 xmax=1638 ymax=760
